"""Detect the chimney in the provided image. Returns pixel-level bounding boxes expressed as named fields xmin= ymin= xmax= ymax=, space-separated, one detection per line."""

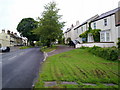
xmin=11 ymin=32 xmax=13 ymax=34
xmin=7 ymin=30 xmax=10 ymax=34
xmin=76 ymin=21 xmax=79 ymax=25
xmin=14 ymin=33 xmax=17 ymax=35
xmin=2 ymin=29 xmax=5 ymax=33
xmin=71 ymin=24 xmax=74 ymax=27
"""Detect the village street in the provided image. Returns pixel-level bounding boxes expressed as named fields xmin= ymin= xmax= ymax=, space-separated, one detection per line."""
xmin=1 ymin=47 xmax=44 ymax=88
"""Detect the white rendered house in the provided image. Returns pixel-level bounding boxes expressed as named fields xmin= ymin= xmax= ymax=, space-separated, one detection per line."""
xmin=64 ymin=7 xmax=120 ymax=48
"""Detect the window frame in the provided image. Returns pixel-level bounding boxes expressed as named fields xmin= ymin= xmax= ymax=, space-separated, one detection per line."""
xmin=104 ymin=18 xmax=107 ymax=26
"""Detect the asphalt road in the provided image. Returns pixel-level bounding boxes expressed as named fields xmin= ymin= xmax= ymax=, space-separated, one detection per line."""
xmin=2 ymin=47 xmax=44 ymax=89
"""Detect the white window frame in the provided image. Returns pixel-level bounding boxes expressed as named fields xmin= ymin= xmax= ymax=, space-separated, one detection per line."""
xmin=104 ymin=19 xmax=107 ymax=26
xmin=100 ymin=31 xmax=110 ymax=42
xmin=94 ymin=22 xmax=96 ymax=29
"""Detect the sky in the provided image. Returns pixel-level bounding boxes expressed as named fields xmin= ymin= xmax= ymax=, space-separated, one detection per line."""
xmin=0 ymin=0 xmax=119 ymax=34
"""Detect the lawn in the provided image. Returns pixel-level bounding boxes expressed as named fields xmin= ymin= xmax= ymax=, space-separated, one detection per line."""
xmin=35 ymin=49 xmax=119 ymax=88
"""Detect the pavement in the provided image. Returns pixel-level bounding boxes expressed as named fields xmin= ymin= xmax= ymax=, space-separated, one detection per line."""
xmin=47 ymin=45 xmax=75 ymax=56
xmin=2 ymin=47 xmax=44 ymax=88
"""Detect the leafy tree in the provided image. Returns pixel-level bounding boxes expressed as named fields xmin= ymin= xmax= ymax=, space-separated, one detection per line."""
xmin=34 ymin=2 xmax=65 ymax=47
xmin=17 ymin=18 xmax=38 ymax=45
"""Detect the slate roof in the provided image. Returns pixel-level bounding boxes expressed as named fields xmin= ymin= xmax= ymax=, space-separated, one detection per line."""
xmin=92 ymin=7 xmax=120 ymax=22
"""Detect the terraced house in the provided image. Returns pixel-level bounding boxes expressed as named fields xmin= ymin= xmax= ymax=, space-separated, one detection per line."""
xmin=0 ymin=29 xmax=23 ymax=47
xmin=64 ymin=7 xmax=120 ymax=48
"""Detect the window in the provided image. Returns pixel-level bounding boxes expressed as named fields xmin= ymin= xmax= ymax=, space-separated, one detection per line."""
xmin=100 ymin=31 xmax=110 ymax=42
xmin=104 ymin=19 xmax=107 ymax=26
xmin=6 ymin=36 xmax=8 ymax=38
xmin=106 ymin=33 xmax=110 ymax=41
xmin=81 ymin=27 xmax=83 ymax=32
xmin=94 ymin=22 xmax=96 ymax=29
xmin=100 ymin=33 xmax=105 ymax=42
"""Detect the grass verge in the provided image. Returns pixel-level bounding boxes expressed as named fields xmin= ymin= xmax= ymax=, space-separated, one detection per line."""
xmin=19 ymin=46 xmax=33 ymax=49
xmin=40 ymin=45 xmax=57 ymax=52
xmin=35 ymin=48 xmax=119 ymax=88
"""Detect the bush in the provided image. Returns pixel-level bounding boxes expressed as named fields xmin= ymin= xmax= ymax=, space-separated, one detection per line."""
xmin=88 ymin=46 xmax=118 ymax=61
xmin=90 ymin=29 xmax=101 ymax=42
xmin=117 ymin=38 xmax=120 ymax=49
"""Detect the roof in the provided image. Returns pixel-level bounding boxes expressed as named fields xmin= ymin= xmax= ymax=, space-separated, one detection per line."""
xmin=74 ymin=14 xmax=99 ymax=30
xmin=65 ymin=7 xmax=120 ymax=32
xmin=92 ymin=7 xmax=120 ymax=22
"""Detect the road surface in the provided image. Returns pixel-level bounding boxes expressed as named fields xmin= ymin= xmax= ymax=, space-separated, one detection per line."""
xmin=2 ymin=47 xmax=44 ymax=88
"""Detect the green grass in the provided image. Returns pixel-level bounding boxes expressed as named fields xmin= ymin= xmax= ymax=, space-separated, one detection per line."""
xmin=41 ymin=45 xmax=57 ymax=52
xmin=35 ymin=49 xmax=119 ymax=88
xmin=19 ymin=46 xmax=33 ymax=49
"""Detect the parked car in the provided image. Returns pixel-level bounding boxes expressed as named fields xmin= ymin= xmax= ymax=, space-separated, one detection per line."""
xmin=0 ymin=46 xmax=10 ymax=52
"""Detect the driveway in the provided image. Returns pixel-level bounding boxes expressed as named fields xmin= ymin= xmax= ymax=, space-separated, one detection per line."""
xmin=47 ymin=45 xmax=75 ymax=56
xmin=2 ymin=47 xmax=44 ymax=88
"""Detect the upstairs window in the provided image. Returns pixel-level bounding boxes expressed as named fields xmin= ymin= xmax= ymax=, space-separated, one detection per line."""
xmin=81 ymin=27 xmax=83 ymax=32
xmin=93 ymin=22 xmax=96 ymax=29
xmin=104 ymin=19 xmax=107 ymax=26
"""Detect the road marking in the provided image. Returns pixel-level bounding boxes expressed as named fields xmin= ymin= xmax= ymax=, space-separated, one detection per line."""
xmin=9 ymin=56 xmax=17 ymax=60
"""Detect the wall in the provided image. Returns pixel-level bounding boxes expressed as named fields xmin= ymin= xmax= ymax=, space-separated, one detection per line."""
xmin=76 ymin=42 xmax=116 ymax=48
xmin=0 ymin=32 xmax=10 ymax=47
xmin=91 ymin=14 xmax=118 ymax=44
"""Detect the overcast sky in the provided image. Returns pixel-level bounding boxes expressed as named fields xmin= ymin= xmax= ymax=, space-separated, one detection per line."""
xmin=0 ymin=0 xmax=119 ymax=34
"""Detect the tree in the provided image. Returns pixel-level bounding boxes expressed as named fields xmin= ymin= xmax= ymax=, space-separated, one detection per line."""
xmin=34 ymin=2 xmax=65 ymax=47
xmin=17 ymin=18 xmax=38 ymax=45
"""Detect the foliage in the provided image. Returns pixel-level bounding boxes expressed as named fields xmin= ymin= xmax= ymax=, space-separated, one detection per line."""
xmin=79 ymin=28 xmax=101 ymax=42
xmin=117 ymin=38 xmax=120 ymax=49
xmin=33 ymin=2 xmax=65 ymax=47
xmin=17 ymin=18 xmax=38 ymax=43
xmin=35 ymin=41 xmax=42 ymax=46
xmin=90 ymin=29 xmax=101 ymax=42
xmin=35 ymin=49 xmax=119 ymax=88
xmin=88 ymin=46 xmax=118 ymax=61
xmin=79 ymin=30 xmax=90 ymax=38
xmin=66 ymin=37 xmax=71 ymax=44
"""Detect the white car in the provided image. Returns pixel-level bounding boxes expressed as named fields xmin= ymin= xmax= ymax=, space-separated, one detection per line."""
xmin=0 ymin=46 xmax=10 ymax=52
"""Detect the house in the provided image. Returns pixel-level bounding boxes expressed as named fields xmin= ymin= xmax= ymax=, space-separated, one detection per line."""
xmin=0 ymin=29 xmax=23 ymax=47
xmin=0 ymin=29 xmax=10 ymax=47
xmin=64 ymin=21 xmax=80 ymax=44
xmin=64 ymin=7 xmax=120 ymax=48
xmin=74 ymin=15 xmax=99 ymax=43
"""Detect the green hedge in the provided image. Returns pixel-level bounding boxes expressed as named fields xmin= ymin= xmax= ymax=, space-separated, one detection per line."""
xmin=88 ymin=46 xmax=118 ymax=61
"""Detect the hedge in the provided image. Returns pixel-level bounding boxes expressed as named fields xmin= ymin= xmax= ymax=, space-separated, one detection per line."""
xmin=88 ymin=46 xmax=118 ymax=61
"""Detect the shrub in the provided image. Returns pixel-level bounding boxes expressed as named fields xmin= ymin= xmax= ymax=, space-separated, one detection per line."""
xmin=88 ymin=46 xmax=118 ymax=61
xmin=90 ymin=29 xmax=101 ymax=42
xmin=117 ymin=38 xmax=120 ymax=49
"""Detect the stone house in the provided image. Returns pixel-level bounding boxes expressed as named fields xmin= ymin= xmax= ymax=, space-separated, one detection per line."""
xmin=0 ymin=30 xmax=23 ymax=47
